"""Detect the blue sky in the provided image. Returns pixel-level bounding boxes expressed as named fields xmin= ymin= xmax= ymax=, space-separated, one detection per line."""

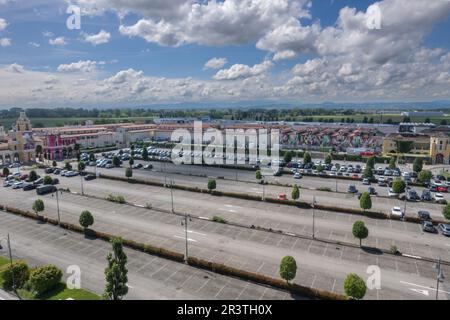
xmin=0 ymin=0 xmax=450 ymax=108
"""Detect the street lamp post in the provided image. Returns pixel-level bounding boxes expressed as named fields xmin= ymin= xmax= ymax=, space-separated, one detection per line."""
xmin=181 ymin=213 xmax=191 ymax=263
xmin=312 ymin=196 xmax=316 ymax=239
xmin=52 ymin=190 xmax=62 ymax=226
xmin=170 ymin=180 xmax=174 ymax=213
xmin=434 ymin=257 xmax=445 ymax=300
xmin=80 ymin=171 xmax=84 ymax=195
xmin=0 ymin=234 xmax=17 ymax=297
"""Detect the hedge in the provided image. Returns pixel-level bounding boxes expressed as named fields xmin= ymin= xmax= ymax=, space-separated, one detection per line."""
xmin=187 ymin=256 xmax=346 ymax=300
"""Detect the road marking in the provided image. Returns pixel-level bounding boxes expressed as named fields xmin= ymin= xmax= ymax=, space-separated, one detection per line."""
xmin=219 ymin=208 xmax=237 ymax=213
xmin=134 ymin=204 xmax=145 ymax=208
xmin=402 ymin=254 xmax=422 ymax=259
xmin=225 ymin=204 xmax=241 ymax=209
xmin=187 ymin=230 xmax=206 ymax=236
xmin=410 ymin=289 xmax=429 ymax=296
xmin=174 ymin=235 xmax=197 ymax=242
xmin=198 ymin=216 xmax=210 ymax=220
xmin=400 ymin=281 xmax=450 ymax=295
xmin=284 ymin=232 xmax=296 ymax=237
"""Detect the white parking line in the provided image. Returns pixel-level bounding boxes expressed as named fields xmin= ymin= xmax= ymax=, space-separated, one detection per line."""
xmin=400 ymin=281 xmax=450 ymax=295
xmin=174 ymin=235 xmax=197 ymax=242
xmin=187 ymin=230 xmax=206 ymax=236
xmin=219 ymin=208 xmax=237 ymax=213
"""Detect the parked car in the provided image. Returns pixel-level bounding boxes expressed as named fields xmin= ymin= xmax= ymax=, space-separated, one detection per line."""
xmin=347 ymin=185 xmax=358 ymax=193
xmin=434 ymin=193 xmax=446 ymax=204
xmin=53 ymin=168 xmax=61 ymax=175
xmin=294 ymin=172 xmax=302 ymax=179
xmin=277 ymin=193 xmax=287 ymax=200
xmin=417 ymin=210 xmax=431 ymax=221
xmin=406 ymin=189 xmax=420 ymax=201
xmin=388 ymin=188 xmax=399 ymax=198
xmin=144 ymin=164 xmax=153 ymax=170
xmin=362 ymin=178 xmax=370 ymax=185
xmin=368 ymin=187 xmax=377 ymax=195
xmin=44 ymin=167 xmax=55 ymax=174
xmin=132 ymin=163 xmax=143 ymax=169
xmin=391 ymin=207 xmax=403 ymax=217
xmin=33 ymin=177 xmax=43 ymax=185
xmin=52 ymin=178 xmax=59 ymax=185
xmin=19 ymin=174 xmax=28 ymax=181
xmin=22 ymin=183 xmax=36 ymax=191
xmin=36 ymin=185 xmax=57 ymax=195
xmin=421 ymin=189 xmax=433 ymax=201
xmin=422 ymin=221 xmax=437 ymax=233
xmin=12 ymin=182 xmax=24 ymax=189
xmin=438 ymin=223 xmax=450 ymax=236
xmin=84 ymin=174 xmax=96 ymax=181
xmin=65 ymin=171 xmax=78 ymax=177
xmin=3 ymin=180 xmax=13 ymax=187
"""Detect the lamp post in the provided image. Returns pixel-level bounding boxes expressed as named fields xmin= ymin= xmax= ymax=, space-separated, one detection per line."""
xmin=80 ymin=171 xmax=84 ymax=195
xmin=51 ymin=189 xmax=62 ymax=226
xmin=0 ymin=234 xmax=18 ymax=298
xmin=180 ymin=213 xmax=191 ymax=263
xmin=312 ymin=196 xmax=316 ymax=239
xmin=434 ymin=257 xmax=445 ymax=300
xmin=170 ymin=179 xmax=174 ymax=213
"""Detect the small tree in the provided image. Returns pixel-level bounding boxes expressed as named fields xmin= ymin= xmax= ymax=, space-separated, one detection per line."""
xmin=29 ymin=265 xmax=62 ymax=296
xmin=317 ymin=165 xmax=324 ymax=173
xmin=392 ymin=179 xmax=406 ymax=194
xmin=128 ymin=158 xmax=134 ymax=167
xmin=413 ymin=158 xmax=423 ymax=173
xmin=291 ymin=184 xmax=300 ymax=201
xmin=64 ymin=161 xmax=72 ymax=171
xmin=32 ymin=199 xmax=45 ymax=216
xmin=43 ymin=175 xmax=53 ymax=185
xmin=2 ymin=167 xmax=9 ymax=177
xmin=352 ymin=221 xmax=369 ymax=247
xmin=363 ymin=166 xmax=373 ymax=179
xmin=104 ymin=238 xmax=128 ymax=300
xmin=78 ymin=161 xmax=86 ymax=172
xmin=325 ymin=154 xmax=332 ymax=165
xmin=359 ymin=192 xmax=372 ymax=212
xmin=52 ymin=160 xmax=57 ymax=168
xmin=1 ymin=261 xmax=30 ymax=289
xmin=207 ymin=179 xmax=217 ymax=192
xmin=366 ymin=156 xmax=375 ymax=169
xmin=28 ymin=170 xmax=38 ymax=182
xmin=389 ymin=157 xmax=396 ymax=169
xmin=418 ymin=170 xmax=432 ymax=184
xmin=284 ymin=151 xmax=293 ymax=164
xmin=303 ymin=152 xmax=312 ymax=164
xmin=279 ymin=256 xmax=297 ymax=284
xmin=142 ymin=148 xmax=149 ymax=161
xmin=443 ymin=204 xmax=450 ymax=220
xmin=125 ymin=167 xmax=133 ymax=180
xmin=344 ymin=273 xmax=367 ymax=300
xmin=79 ymin=210 xmax=94 ymax=231
xmin=255 ymin=170 xmax=262 ymax=181
xmin=112 ymin=155 xmax=121 ymax=167
xmin=89 ymin=152 xmax=95 ymax=162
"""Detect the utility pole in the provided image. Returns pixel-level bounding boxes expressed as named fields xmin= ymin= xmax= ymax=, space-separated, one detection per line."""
xmin=0 ymin=234 xmax=18 ymax=298
xmin=80 ymin=172 xmax=84 ymax=195
xmin=181 ymin=213 xmax=190 ymax=263
xmin=434 ymin=257 xmax=445 ymax=300
xmin=170 ymin=180 xmax=174 ymax=213
xmin=52 ymin=190 xmax=61 ymax=226
xmin=312 ymin=196 xmax=316 ymax=239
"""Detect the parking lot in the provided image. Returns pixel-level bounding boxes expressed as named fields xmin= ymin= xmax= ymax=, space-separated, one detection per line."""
xmin=0 ymin=210 xmax=297 ymax=300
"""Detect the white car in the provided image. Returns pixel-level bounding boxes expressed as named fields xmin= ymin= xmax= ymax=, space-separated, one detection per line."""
xmin=3 ymin=180 xmax=13 ymax=187
xmin=60 ymin=170 xmax=67 ymax=176
xmin=434 ymin=193 xmax=445 ymax=203
xmin=12 ymin=181 xmax=24 ymax=189
xmin=362 ymin=178 xmax=370 ymax=185
xmin=391 ymin=207 xmax=403 ymax=217
xmin=65 ymin=171 xmax=78 ymax=177
xmin=388 ymin=188 xmax=399 ymax=198
xmin=294 ymin=172 xmax=302 ymax=179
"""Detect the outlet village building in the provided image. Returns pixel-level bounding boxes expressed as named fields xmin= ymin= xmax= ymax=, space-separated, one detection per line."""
xmin=0 ymin=113 xmax=449 ymax=165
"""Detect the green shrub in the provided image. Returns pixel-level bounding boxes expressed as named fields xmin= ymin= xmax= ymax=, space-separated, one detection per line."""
xmin=106 ymin=194 xmax=126 ymax=204
xmin=43 ymin=175 xmax=53 ymax=185
xmin=79 ymin=210 xmax=94 ymax=229
xmin=29 ymin=265 xmax=63 ymax=296
xmin=390 ymin=245 xmax=400 ymax=255
xmin=344 ymin=273 xmax=366 ymax=300
xmin=317 ymin=187 xmax=332 ymax=192
xmin=1 ymin=260 xmax=30 ymax=289
xmin=212 ymin=216 xmax=227 ymax=224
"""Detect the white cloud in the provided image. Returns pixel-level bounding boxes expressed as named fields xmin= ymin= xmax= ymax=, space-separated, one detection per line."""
xmin=28 ymin=42 xmax=40 ymax=48
xmin=0 ymin=37 xmax=11 ymax=47
xmin=6 ymin=63 xmax=25 ymax=73
xmin=204 ymin=57 xmax=227 ymax=70
xmin=213 ymin=60 xmax=273 ymax=81
xmin=42 ymin=31 xmax=54 ymax=38
xmin=0 ymin=18 xmax=7 ymax=31
xmin=49 ymin=37 xmax=67 ymax=46
xmin=57 ymin=60 xmax=100 ymax=73
xmin=83 ymin=29 xmax=111 ymax=46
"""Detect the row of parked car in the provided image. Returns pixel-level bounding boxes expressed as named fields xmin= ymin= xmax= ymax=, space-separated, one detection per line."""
xmin=2 ymin=171 xmax=59 ymax=192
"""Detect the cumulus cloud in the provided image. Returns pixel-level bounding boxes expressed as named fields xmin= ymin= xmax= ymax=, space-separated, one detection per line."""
xmin=213 ymin=60 xmax=273 ymax=81
xmin=0 ymin=18 xmax=7 ymax=31
xmin=28 ymin=42 xmax=40 ymax=47
xmin=49 ymin=37 xmax=67 ymax=46
xmin=83 ymin=29 xmax=111 ymax=45
xmin=0 ymin=37 xmax=11 ymax=47
xmin=204 ymin=57 xmax=227 ymax=70
xmin=57 ymin=60 xmax=100 ymax=73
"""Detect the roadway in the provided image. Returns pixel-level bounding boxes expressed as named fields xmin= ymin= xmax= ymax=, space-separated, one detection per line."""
xmin=0 ymin=185 xmax=449 ymax=300
xmin=0 ymin=210 xmax=296 ymax=300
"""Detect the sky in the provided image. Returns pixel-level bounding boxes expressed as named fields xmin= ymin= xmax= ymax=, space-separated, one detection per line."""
xmin=0 ymin=0 xmax=450 ymax=109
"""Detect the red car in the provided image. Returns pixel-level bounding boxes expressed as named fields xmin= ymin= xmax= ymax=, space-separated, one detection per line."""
xmin=278 ymin=193 xmax=287 ymax=200
xmin=20 ymin=174 xmax=28 ymax=181
xmin=437 ymin=186 xmax=448 ymax=193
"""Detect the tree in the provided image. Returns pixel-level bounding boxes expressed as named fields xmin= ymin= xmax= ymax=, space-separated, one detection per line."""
xmin=78 ymin=161 xmax=86 ymax=172
xmin=52 ymin=160 xmax=57 ymax=168
xmin=64 ymin=161 xmax=72 ymax=171
xmin=79 ymin=210 xmax=94 ymax=230
xmin=443 ymin=204 xmax=450 ymax=220
xmin=303 ymin=152 xmax=312 ymax=164
xmin=104 ymin=238 xmax=128 ymax=300
xmin=1 ymin=260 xmax=29 ymax=289
xmin=142 ymin=148 xmax=149 ymax=161
xmin=363 ymin=166 xmax=373 ymax=179
xmin=392 ymin=179 xmax=406 ymax=194
xmin=344 ymin=273 xmax=366 ymax=300
xmin=255 ymin=170 xmax=262 ymax=181
xmin=279 ymin=256 xmax=297 ymax=284
xmin=29 ymin=265 xmax=62 ymax=296
xmin=112 ymin=155 xmax=121 ymax=167
xmin=325 ymin=154 xmax=332 ymax=165
xmin=125 ymin=167 xmax=133 ymax=180
xmin=418 ymin=170 xmax=432 ymax=184
xmin=291 ymin=184 xmax=300 ymax=201
xmin=43 ymin=175 xmax=53 ymax=185
xmin=2 ymin=167 xmax=9 ymax=177
xmin=28 ymin=170 xmax=38 ymax=182
xmin=74 ymin=143 xmax=81 ymax=161
xmin=352 ymin=221 xmax=369 ymax=247
xmin=366 ymin=156 xmax=375 ymax=169
xmin=413 ymin=158 xmax=423 ymax=173
xmin=207 ymin=179 xmax=217 ymax=192
xmin=35 ymin=145 xmax=43 ymax=159
xmin=359 ymin=192 xmax=372 ymax=212
xmin=32 ymin=199 xmax=45 ymax=216
xmin=284 ymin=151 xmax=293 ymax=164
xmin=89 ymin=152 xmax=96 ymax=162
xmin=128 ymin=157 xmax=134 ymax=167
xmin=389 ymin=157 xmax=396 ymax=169
xmin=317 ymin=165 xmax=324 ymax=173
